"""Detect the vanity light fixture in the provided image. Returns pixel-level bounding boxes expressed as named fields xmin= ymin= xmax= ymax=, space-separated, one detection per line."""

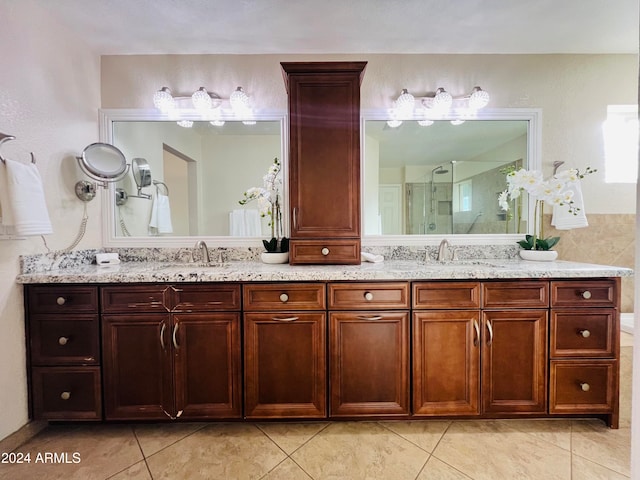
xmin=152 ymin=86 xmax=254 ymax=123
xmin=177 ymin=120 xmax=194 ymax=128
xmin=387 ymin=86 xmax=490 ymax=128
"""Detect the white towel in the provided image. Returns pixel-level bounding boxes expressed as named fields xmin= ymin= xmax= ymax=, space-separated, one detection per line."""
xmin=229 ymin=209 xmax=261 ymax=236
xmin=551 ymin=181 xmax=589 ymax=230
xmin=361 ymin=252 xmax=384 ymax=263
xmin=1 ymin=159 xmax=52 ymax=235
xmin=149 ymin=192 xmax=173 ymax=235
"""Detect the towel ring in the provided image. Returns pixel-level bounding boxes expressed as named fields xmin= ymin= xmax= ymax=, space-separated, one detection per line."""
xmin=0 ymin=133 xmax=36 ymax=165
xmin=153 ymin=180 xmax=170 ymax=195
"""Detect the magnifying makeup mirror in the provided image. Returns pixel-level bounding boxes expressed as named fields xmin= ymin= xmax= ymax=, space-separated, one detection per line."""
xmin=131 ymin=158 xmax=152 ymax=199
xmin=75 ymin=142 xmax=129 ymax=201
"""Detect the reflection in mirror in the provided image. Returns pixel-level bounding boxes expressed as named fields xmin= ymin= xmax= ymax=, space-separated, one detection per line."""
xmin=363 ymin=112 xmax=538 ymax=237
xmin=105 ymin=116 xmax=283 ymax=238
xmin=77 ymin=142 xmax=128 ymax=180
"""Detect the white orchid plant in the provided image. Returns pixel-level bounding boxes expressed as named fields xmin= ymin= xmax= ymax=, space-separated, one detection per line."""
xmin=239 ymin=157 xmax=288 ymax=253
xmin=498 ymin=166 xmax=596 ymax=251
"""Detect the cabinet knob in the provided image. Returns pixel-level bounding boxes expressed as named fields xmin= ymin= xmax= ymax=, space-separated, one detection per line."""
xmin=60 ymin=391 xmax=71 ymax=400
xmin=58 ymin=336 xmax=69 ymax=346
xmin=581 ymin=290 xmax=592 ymax=300
xmin=579 ymin=329 xmax=591 ymax=338
xmin=279 ymin=293 xmax=289 ymax=303
xmin=321 ymin=247 xmax=330 ymax=256
xmin=56 ymin=296 xmax=66 ymax=305
xmin=364 ymin=292 xmax=374 ymax=301
xmin=580 ymin=382 xmax=590 ymax=392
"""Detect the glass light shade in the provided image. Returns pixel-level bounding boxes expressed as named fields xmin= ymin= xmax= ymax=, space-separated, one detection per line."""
xmin=230 ymin=86 xmax=249 ymax=113
xmin=418 ymin=119 xmax=434 ymax=127
xmin=210 ymin=120 xmax=225 ymax=126
xmin=242 ymin=120 xmax=257 ymax=125
xmin=395 ymin=89 xmax=415 ymax=117
xmin=386 ymin=119 xmax=403 ymax=128
xmin=177 ymin=120 xmax=193 ymax=128
xmin=468 ymin=86 xmax=490 ymax=109
xmin=433 ymin=88 xmax=453 ymax=113
xmin=153 ymin=87 xmax=175 ymax=113
xmin=450 ymin=119 xmax=465 ymax=125
xmin=191 ymin=87 xmax=212 ymax=111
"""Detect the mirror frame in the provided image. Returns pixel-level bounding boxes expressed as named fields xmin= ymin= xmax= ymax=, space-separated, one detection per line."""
xmin=99 ymin=108 xmax=289 ymax=248
xmin=360 ymin=108 xmax=542 ymax=246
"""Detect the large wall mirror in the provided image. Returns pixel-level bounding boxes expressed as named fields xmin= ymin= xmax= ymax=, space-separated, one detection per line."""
xmin=361 ymin=109 xmax=540 ymax=245
xmin=100 ymin=109 xmax=286 ymax=247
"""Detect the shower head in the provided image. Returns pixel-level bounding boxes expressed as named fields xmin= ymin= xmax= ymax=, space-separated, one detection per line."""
xmin=432 ymin=165 xmax=449 ymax=175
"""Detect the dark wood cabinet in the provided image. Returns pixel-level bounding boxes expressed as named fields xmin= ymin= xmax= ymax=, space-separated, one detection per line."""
xmin=243 ymin=283 xmax=327 ymax=418
xmin=549 ymin=279 xmax=620 ymax=427
xmin=102 ymin=284 xmax=242 ymax=420
xmin=26 ymin=285 xmax=102 ymax=420
xmin=281 ymin=61 xmax=366 ymax=265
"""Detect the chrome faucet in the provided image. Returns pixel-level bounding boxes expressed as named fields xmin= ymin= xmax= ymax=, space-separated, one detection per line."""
xmin=437 ymin=239 xmax=450 ymax=262
xmin=194 ymin=240 xmax=211 ymax=264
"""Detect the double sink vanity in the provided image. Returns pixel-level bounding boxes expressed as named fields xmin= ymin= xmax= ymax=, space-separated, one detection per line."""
xmin=18 ymin=250 xmax=631 ymax=428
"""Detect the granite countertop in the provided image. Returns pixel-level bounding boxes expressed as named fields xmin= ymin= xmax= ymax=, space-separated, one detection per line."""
xmin=15 ymin=259 xmax=634 ymax=284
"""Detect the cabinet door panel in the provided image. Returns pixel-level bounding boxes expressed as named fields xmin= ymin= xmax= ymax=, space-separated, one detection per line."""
xmin=244 ymin=312 xmax=326 ymax=418
xmin=551 ymin=309 xmax=616 ymax=358
xmin=413 ymin=311 xmax=480 ymax=415
xmin=330 ymin=311 xmax=409 ymax=416
xmin=30 ymin=314 xmax=99 ymax=365
xmin=482 ymin=310 xmax=547 ymax=413
xmin=102 ymin=314 xmax=173 ymax=420
xmin=173 ymin=313 xmax=241 ymax=418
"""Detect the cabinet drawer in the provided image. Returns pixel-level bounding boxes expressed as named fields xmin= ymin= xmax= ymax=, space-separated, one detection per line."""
xmin=551 ymin=280 xmax=617 ymax=307
xmin=413 ymin=282 xmax=480 ymax=309
xmin=550 ymin=360 xmax=616 ymax=414
xmin=27 ymin=285 xmax=98 ymax=314
xmin=30 ymin=315 xmax=99 ymax=365
xmin=482 ymin=281 xmax=549 ymax=308
xmin=328 ymin=282 xmax=409 ymax=309
xmin=550 ymin=309 xmax=616 ymax=358
xmin=172 ymin=284 xmax=241 ymax=311
xmin=244 ymin=283 xmax=326 ymax=311
xmin=289 ymin=240 xmax=360 ymax=265
xmin=31 ymin=366 xmax=102 ymax=420
xmin=102 ymin=285 xmax=168 ymax=312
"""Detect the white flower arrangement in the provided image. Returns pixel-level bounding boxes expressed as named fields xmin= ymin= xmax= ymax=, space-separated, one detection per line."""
xmin=239 ymin=158 xmax=288 ymax=252
xmin=498 ymin=167 xmax=595 ymax=250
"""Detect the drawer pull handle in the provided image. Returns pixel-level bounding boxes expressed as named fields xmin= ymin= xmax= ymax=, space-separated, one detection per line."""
xmin=486 ymin=320 xmax=494 ymax=346
xmin=473 ymin=320 xmax=480 ymax=347
xmin=364 ymin=292 xmax=374 ymax=301
xmin=60 ymin=391 xmax=71 ymax=401
xmin=58 ymin=336 xmax=69 ymax=346
xmin=56 ymin=296 xmax=66 ymax=306
xmin=579 ymin=329 xmax=591 ymax=338
xmin=321 ymin=247 xmax=330 ymax=256
xmin=581 ymin=290 xmax=592 ymax=300
xmin=580 ymin=382 xmax=590 ymax=392
xmin=279 ymin=293 xmax=289 ymax=303
xmin=273 ymin=316 xmax=299 ymax=322
xmin=357 ymin=315 xmax=383 ymax=321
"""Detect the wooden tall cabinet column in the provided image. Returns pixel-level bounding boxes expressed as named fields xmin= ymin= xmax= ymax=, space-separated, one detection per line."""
xmin=281 ymin=61 xmax=367 ymax=265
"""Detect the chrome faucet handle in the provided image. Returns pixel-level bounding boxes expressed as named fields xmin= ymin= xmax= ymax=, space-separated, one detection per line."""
xmin=217 ymin=250 xmax=224 ymax=264
xmin=451 ymin=248 xmax=459 ymax=261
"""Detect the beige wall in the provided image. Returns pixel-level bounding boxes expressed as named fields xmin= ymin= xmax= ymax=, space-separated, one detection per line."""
xmin=0 ymin=2 xmax=101 ymax=440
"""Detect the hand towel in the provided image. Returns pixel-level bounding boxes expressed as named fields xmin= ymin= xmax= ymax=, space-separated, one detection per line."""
xmin=551 ymin=181 xmax=589 ymax=230
xmin=2 ymin=159 xmax=52 ymax=235
xmin=229 ymin=209 xmax=262 ymax=236
xmin=0 ymin=161 xmax=16 ymax=235
xmin=149 ymin=192 xmax=173 ymax=235
xmin=361 ymin=252 xmax=384 ymax=263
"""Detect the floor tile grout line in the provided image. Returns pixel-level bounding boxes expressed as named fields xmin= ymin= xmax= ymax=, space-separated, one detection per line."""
xmin=253 ymin=423 xmax=319 ymax=480
xmin=412 ymin=454 xmax=432 ymax=480
xmin=427 ymin=421 xmax=479 ymax=480
xmin=136 ymin=422 xmax=210 ymax=460
xmin=131 ymin=425 xmax=154 ymax=480
xmin=494 ymin=418 xmax=574 ymax=453
xmin=375 ymin=420 xmax=445 ymax=455
xmin=570 ymin=419 xmax=633 ymax=477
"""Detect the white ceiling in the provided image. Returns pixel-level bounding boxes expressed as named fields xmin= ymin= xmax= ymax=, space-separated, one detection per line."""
xmin=33 ymin=0 xmax=639 ymax=55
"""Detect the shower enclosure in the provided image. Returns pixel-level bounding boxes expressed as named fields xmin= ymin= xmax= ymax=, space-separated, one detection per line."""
xmin=406 ymin=165 xmax=453 ymax=235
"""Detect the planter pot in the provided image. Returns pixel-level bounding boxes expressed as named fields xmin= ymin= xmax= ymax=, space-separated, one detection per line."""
xmin=519 ymin=250 xmax=558 ymax=262
xmin=261 ymin=252 xmax=289 ymax=264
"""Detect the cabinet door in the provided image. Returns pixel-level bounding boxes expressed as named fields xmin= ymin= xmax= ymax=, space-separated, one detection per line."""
xmin=482 ymin=310 xmax=548 ymax=414
xmin=244 ymin=312 xmax=326 ymax=418
xmin=173 ymin=313 xmax=241 ymax=419
xmin=330 ymin=311 xmax=409 ymax=416
xmin=102 ymin=314 xmax=173 ymax=420
xmin=413 ymin=311 xmax=480 ymax=416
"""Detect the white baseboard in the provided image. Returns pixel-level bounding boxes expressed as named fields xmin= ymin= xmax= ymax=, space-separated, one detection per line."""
xmin=621 ymin=313 xmax=634 ymax=334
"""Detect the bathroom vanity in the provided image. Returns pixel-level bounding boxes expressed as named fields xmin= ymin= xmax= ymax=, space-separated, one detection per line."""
xmin=19 ymin=258 xmax=630 ymax=428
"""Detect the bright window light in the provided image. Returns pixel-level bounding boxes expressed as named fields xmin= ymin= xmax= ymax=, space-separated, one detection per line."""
xmin=453 ymin=179 xmax=472 ymax=212
xmin=603 ymin=105 xmax=638 ymax=183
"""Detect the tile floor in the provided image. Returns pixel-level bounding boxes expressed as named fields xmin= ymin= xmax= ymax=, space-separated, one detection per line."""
xmin=0 ymin=332 xmax=634 ymax=480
